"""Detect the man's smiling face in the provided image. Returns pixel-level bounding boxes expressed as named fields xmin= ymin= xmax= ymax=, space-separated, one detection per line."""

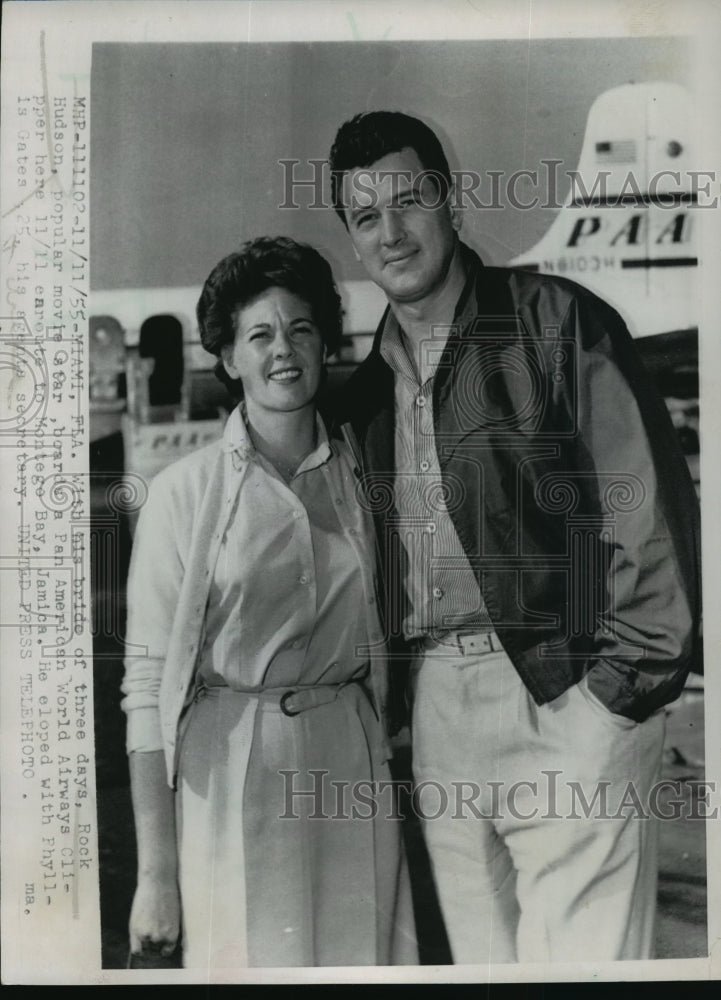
xmin=341 ymin=147 xmax=460 ymax=307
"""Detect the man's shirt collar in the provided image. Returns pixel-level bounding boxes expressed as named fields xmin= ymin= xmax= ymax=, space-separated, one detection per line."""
xmin=378 ymin=241 xmax=481 ymax=386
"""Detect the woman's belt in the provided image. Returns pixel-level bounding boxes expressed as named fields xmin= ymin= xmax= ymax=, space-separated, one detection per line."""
xmin=194 ymin=664 xmax=371 ymax=718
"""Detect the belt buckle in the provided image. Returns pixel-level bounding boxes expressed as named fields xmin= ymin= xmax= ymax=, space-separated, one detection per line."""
xmin=459 ymin=633 xmax=493 ymax=656
xmin=280 ymin=690 xmax=301 ymax=717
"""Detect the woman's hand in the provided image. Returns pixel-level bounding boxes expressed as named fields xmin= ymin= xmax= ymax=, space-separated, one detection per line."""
xmin=127 ymin=750 xmax=181 ymax=958
xmin=129 ymin=873 xmax=181 ymax=957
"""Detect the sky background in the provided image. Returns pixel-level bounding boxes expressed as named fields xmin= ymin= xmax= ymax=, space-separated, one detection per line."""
xmin=90 ymin=35 xmax=691 ymax=292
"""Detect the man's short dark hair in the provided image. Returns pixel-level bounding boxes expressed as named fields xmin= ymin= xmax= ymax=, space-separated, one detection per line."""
xmin=197 ymin=236 xmax=343 ymax=395
xmin=329 ymin=111 xmax=452 ymax=226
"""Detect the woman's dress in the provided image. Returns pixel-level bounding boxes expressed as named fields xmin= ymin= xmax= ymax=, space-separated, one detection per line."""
xmin=124 ymin=411 xmax=417 ymax=970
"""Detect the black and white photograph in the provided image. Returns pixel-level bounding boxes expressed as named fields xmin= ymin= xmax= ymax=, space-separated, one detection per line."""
xmin=1 ymin=0 xmax=720 ymax=986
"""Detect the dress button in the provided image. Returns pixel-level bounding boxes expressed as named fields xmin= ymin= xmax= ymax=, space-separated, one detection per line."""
xmin=299 ymin=574 xmax=309 ymax=585
xmin=335 ymin=497 xmax=343 ymax=506
xmin=416 ymin=395 xmax=425 ymax=408
xmin=420 ymin=460 xmax=430 ymax=473
xmin=426 ymin=522 xmax=437 ymax=534
xmin=432 ymin=586 xmax=444 ymax=599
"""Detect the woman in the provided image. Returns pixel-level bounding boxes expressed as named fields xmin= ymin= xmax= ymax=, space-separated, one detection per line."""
xmin=121 ymin=236 xmax=417 ymax=970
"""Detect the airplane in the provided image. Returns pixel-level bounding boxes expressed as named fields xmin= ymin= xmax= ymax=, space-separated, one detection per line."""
xmin=510 ymin=81 xmax=699 ymax=492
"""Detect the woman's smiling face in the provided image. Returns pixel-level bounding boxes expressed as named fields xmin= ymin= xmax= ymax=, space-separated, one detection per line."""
xmin=222 ymin=286 xmax=325 ymax=417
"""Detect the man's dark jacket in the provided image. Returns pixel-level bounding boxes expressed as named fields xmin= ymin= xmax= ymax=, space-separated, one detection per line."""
xmin=337 ymin=247 xmax=701 ymax=723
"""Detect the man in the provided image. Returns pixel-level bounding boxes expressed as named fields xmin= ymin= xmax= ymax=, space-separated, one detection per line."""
xmin=328 ymin=111 xmax=700 ymax=964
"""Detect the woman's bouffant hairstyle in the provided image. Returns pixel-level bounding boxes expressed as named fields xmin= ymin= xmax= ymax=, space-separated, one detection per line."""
xmin=197 ymin=236 xmax=343 ymax=396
